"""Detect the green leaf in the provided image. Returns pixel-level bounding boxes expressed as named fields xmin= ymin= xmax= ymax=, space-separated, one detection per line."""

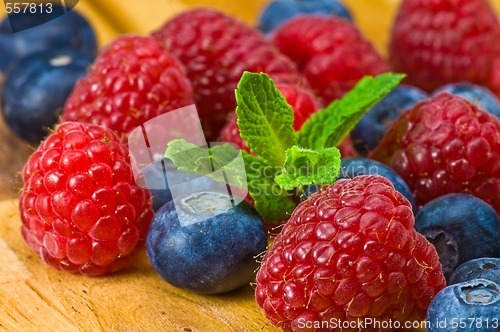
xmin=164 ymin=139 xmax=296 ymax=223
xmin=297 ymin=73 xmax=405 ymax=150
xmin=164 ymin=139 xmax=246 ymax=187
xmin=275 ymin=146 xmax=341 ymax=190
xmin=242 ymin=153 xmax=297 ymax=223
xmin=235 ymin=72 xmax=296 ymax=166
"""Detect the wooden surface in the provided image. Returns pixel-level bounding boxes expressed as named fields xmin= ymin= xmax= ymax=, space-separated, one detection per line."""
xmin=0 ymin=199 xmax=279 ymax=332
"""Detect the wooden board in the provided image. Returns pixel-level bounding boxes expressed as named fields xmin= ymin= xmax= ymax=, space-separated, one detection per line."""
xmin=0 ymin=199 xmax=279 ymax=332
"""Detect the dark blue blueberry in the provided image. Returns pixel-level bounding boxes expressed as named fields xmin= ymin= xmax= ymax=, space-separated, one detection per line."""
xmin=434 ymin=82 xmax=500 ymax=118
xmin=141 ymin=159 xmax=220 ymax=211
xmin=427 ymin=279 xmax=500 ymax=332
xmin=1 ymin=49 xmax=93 ymax=143
xmin=351 ymin=84 xmax=428 ymax=155
xmin=450 ymin=258 xmax=500 ymax=286
xmin=303 ymin=158 xmax=416 ymax=211
xmin=258 ymin=0 xmax=352 ymax=35
xmin=0 ymin=4 xmax=96 ymax=71
xmin=146 ymin=192 xmax=267 ymax=294
xmin=415 ymin=194 xmax=500 ymax=280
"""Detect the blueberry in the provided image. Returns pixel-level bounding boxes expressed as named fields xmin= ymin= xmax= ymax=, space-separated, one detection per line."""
xmin=351 ymin=84 xmax=428 ymax=155
xmin=450 ymin=258 xmax=500 ymax=286
xmin=427 ymin=279 xmax=500 ymax=332
xmin=434 ymin=82 xmax=500 ymax=118
xmin=141 ymin=158 xmax=220 ymax=211
xmin=1 ymin=49 xmax=93 ymax=143
xmin=258 ymin=0 xmax=352 ymax=35
xmin=0 ymin=5 xmax=96 ymax=71
xmin=415 ymin=194 xmax=500 ymax=280
xmin=146 ymin=192 xmax=267 ymax=294
xmin=303 ymin=157 xmax=416 ymax=211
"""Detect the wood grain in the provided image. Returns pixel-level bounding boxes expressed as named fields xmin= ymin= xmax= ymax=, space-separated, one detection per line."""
xmin=0 ymin=199 xmax=279 ymax=332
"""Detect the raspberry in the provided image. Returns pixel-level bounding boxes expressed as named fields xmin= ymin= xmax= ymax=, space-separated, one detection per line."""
xmin=389 ymin=0 xmax=500 ymax=94
xmin=369 ymin=92 xmax=500 ymax=213
xmin=153 ymin=8 xmax=306 ymax=140
xmin=62 ymin=35 xmax=194 ymax=138
xmin=272 ymin=15 xmax=389 ymax=104
xmin=19 ymin=122 xmax=154 ymax=276
xmin=303 ymin=45 xmax=390 ymax=105
xmin=272 ymin=15 xmax=361 ymax=70
xmin=255 ymin=175 xmax=445 ymax=331
xmin=337 ymin=136 xmax=358 ymax=158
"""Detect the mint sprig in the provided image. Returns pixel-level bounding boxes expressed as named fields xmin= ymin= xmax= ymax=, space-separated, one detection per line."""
xmin=297 ymin=73 xmax=405 ymax=149
xmin=164 ymin=140 xmax=296 ymax=222
xmin=235 ymin=72 xmax=296 ymax=166
xmin=275 ymin=146 xmax=341 ymax=191
xmin=163 ymin=72 xmax=404 ymax=224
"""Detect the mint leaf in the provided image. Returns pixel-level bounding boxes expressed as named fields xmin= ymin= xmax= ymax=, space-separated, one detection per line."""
xmin=243 ymin=153 xmax=296 ymax=223
xmin=297 ymin=73 xmax=405 ymax=150
xmin=275 ymin=146 xmax=341 ymax=190
xmin=235 ymin=72 xmax=296 ymax=166
xmin=164 ymin=139 xmax=246 ymax=187
xmin=164 ymin=139 xmax=296 ymax=223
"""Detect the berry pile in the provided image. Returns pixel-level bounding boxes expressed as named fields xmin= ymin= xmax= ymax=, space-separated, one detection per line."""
xmin=5 ymin=0 xmax=500 ymax=330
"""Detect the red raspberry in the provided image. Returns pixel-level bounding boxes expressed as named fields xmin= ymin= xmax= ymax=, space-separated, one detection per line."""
xmin=153 ymin=9 xmax=306 ymax=140
xmin=62 ymin=35 xmax=194 ymax=138
xmin=19 ymin=122 xmax=154 ymax=276
xmin=303 ymin=45 xmax=390 ymax=105
xmin=389 ymin=0 xmax=500 ymax=94
xmin=272 ymin=15 xmax=389 ymax=104
xmin=369 ymin=92 xmax=500 ymax=213
xmin=255 ymin=175 xmax=445 ymax=331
